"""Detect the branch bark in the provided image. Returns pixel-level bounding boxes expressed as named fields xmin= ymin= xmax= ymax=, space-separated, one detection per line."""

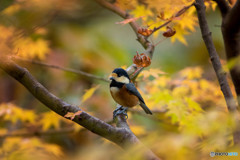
xmin=221 ymin=0 xmax=240 ymax=105
xmin=195 ymin=0 xmax=237 ymax=112
xmin=213 ymin=0 xmax=231 ymax=17
xmin=195 ymin=0 xmax=240 ymax=145
xmin=0 ymin=56 xmax=160 ymax=160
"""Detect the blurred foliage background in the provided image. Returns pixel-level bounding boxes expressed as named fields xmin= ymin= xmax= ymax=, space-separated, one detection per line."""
xmin=0 ymin=0 xmax=238 ymax=160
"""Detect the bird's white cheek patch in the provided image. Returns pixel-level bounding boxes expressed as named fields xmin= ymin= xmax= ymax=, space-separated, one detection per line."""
xmin=116 ymin=76 xmax=129 ymax=84
xmin=110 ymin=87 xmax=119 ymax=94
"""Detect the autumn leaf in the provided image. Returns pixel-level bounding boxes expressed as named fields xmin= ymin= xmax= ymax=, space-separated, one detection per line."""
xmin=130 ymin=5 xmax=153 ymax=21
xmin=64 ymin=110 xmax=82 ymax=120
xmin=116 ymin=16 xmax=144 ymax=25
xmin=81 ymin=85 xmax=100 ymax=104
xmin=14 ymin=37 xmax=50 ymax=60
xmin=1 ymin=103 xmax=36 ymax=124
xmin=139 ymin=68 xmax=166 ymax=79
xmin=40 ymin=112 xmax=61 ymax=131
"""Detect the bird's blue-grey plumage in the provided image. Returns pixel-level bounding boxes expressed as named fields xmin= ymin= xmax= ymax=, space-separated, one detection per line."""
xmin=125 ymin=83 xmax=152 ymax=114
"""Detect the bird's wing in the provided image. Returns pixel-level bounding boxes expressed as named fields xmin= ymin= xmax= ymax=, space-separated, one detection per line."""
xmin=125 ymin=83 xmax=145 ymax=103
xmin=125 ymin=83 xmax=152 ymax=114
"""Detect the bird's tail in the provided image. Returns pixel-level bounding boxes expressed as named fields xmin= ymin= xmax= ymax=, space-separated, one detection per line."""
xmin=140 ymin=101 xmax=152 ymax=114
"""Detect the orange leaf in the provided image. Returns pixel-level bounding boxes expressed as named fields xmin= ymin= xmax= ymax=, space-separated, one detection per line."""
xmin=64 ymin=111 xmax=82 ymax=120
xmin=116 ymin=16 xmax=144 ymax=25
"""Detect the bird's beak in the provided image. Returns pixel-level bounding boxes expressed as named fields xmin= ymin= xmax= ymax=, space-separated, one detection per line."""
xmin=109 ymin=73 xmax=117 ymax=81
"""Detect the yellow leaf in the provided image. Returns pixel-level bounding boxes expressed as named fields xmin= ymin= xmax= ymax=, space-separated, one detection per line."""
xmin=140 ymin=68 xmax=166 ymax=79
xmin=81 ymin=85 xmax=99 ymax=103
xmin=130 ymin=5 xmax=153 ymax=20
xmin=1 ymin=103 xmax=36 ymax=123
xmin=179 ymin=67 xmax=203 ymax=79
xmin=170 ymin=26 xmax=189 ymax=45
xmin=172 ymin=86 xmax=189 ymax=98
xmin=14 ymin=37 xmax=50 ymax=60
xmin=40 ymin=112 xmax=60 ymax=131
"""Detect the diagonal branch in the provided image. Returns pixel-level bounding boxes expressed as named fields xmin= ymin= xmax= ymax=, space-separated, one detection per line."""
xmin=0 ymin=57 xmax=125 ymax=145
xmin=0 ymin=56 xmax=160 ymax=159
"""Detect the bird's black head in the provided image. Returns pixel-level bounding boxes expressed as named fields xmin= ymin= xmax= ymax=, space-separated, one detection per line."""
xmin=112 ymin=68 xmax=130 ymax=79
xmin=110 ymin=68 xmax=130 ymax=84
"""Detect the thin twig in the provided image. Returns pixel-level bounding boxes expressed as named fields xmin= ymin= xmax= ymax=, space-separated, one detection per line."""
xmin=13 ymin=56 xmax=109 ymax=82
xmin=148 ymin=2 xmax=195 ymax=37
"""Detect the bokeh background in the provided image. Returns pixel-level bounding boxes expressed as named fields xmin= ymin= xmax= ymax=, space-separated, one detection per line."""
xmin=0 ymin=0 xmax=238 ymax=160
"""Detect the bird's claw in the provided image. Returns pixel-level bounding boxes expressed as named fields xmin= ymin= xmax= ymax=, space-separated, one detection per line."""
xmin=113 ymin=106 xmax=128 ymax=120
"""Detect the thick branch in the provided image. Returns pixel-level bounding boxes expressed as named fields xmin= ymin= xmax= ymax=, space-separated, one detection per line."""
xmin=221 ymin=0 xmax=240 ymax=102
xmin=0 ymin=57 xmax=137 ymax=146
xmin=13 ymin=56 xmax=109 ymax=82
xmin=195 ymin=0 xmax=240 ymax=145
xmin=0 ymin=57 xmax=159 ymax=159
xmin=195 ymin=0 xmax=238 ymax=111
xmin=213 ymin=0 xmax=231 ymax=17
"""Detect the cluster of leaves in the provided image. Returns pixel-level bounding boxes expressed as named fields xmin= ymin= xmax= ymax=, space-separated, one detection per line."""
xmin=0 ymin=103 xmax=76 ymax=160
xmin=0 ymin=0 xmax=80 ymax=59
xmin=116 ymin=0 xmax=217 ymax=45
xmin=132 ymin=67 xmax=238 ymax=159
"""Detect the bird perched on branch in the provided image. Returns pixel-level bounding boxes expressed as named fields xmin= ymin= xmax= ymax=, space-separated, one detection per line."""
xmin=109 ymin=68 xmax=152 ymax=118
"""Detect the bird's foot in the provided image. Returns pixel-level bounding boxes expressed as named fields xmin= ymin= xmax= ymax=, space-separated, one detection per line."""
xmin=113 ymin=106 xmax=128 ymax=120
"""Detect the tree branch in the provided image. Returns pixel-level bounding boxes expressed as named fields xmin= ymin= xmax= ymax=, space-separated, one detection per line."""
xmin=0 ymin=56 xmax=160 ymax=159
xmin=195 ymin=0 xmax=240 ymax=145
xmin=221 ymin=0 xmax=240 ymax=104
xmin=213 ymin=0 xmax=231 ymax=18
xmin=13 ymin=56 xmax=109 ymax=82
xmin=195 ymin=0 xmax=238 ymax=112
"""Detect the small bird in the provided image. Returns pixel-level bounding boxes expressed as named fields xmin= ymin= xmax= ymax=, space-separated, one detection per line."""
xmin=109 ymin=68 xmax=152 ymax=118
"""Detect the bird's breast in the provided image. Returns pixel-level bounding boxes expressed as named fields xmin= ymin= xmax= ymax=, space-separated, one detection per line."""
xmin=110 ymin=86 xmax=139 ymax=107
